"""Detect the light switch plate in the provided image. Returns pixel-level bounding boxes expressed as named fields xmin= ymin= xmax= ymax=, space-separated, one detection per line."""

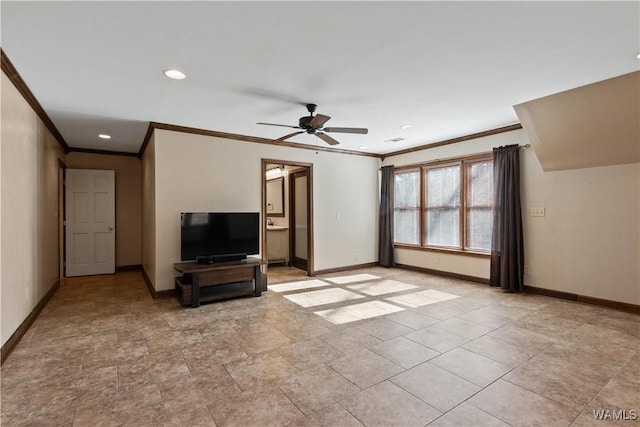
xmin=530 ymin=207 xmax=546 ymax=217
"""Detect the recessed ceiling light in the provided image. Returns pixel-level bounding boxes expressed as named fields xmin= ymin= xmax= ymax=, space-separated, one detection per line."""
xmin=359 ymin=146 xmax=368 ymax=149
xmin=163 ymin=69 xmax=186 ymax=80
xmin=385 ymin=137 xmax=405 ymax=143
xmin=400 ymin=125 xmax=413 ymax=130
xmin=98 ymin=134 xmax=111 ymax=139
xmin=637 ymin=53 xmax=640 ymax=59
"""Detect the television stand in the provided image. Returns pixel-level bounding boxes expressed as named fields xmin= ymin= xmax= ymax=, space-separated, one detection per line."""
xmin=173 ymin=258 xmax=266 ymax=307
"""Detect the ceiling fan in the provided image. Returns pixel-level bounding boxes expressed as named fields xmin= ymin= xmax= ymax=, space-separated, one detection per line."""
xmin=257 ymin=103 xmax=368 ymax=146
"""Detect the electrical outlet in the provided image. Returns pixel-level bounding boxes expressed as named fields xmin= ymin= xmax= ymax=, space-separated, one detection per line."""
xmin=524 ymin=265 xmax=531 ymax=275
xmin=530 ymin=207 xmax=546 ymax=217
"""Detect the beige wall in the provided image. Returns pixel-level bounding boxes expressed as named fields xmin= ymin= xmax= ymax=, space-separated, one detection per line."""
xmin=66 ymin=152 xmax=142 ymax=267
xmin=1 ymin=71 xmax=66 ymax=346
xmin=521 ymin=149 xmax=639 ymax=304
xmin=383 ymin=128 xmax=640 ymax=305
xmin=147 ymin=129 xmax=380 ymax=291
xmin=141 ymin=135 xmax=156 ymax=287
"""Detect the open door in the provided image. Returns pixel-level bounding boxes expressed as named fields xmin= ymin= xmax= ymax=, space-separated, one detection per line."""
xmin=290 ymin=168 xmax=309 ymax=271
xmin=65 ymin=169 xmax=115 ymax=277
xmin=262 ymin=159 xmax=313 ymax=276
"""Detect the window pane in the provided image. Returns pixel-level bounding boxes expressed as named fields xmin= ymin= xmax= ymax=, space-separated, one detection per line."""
xmin=394 ymin=208 xmax=420 ymax=245
xmin=425 ymin=166 xmax=460 ymax=247
xmin=426 ymin=208 xmax=460 ymax=247
xmin=394 ymin=171 xmax=420 ymax=244
xmin=427 ymin=166 xmax=460 ymax=207
xmin=467 ymin=208 xmax=492 ymax=250
xmin=469 ymin=162 xmax=493 ymax=206
xmin=394 ymin=171 xmax=420 ymax=207
xmin=467 ymin=160 xmax=493 ymax=251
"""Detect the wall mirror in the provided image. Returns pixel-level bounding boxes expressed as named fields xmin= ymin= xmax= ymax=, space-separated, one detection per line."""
xmin=266 ymin=177 xmax=284 ymax=217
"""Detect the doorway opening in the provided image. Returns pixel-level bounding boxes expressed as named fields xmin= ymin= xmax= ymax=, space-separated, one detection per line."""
xmin=262 ymin=159 xmax=314 ymax=278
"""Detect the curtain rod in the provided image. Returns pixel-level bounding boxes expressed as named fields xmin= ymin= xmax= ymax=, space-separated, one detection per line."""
xmin=380 ymin=144 xmax=531 ymax=170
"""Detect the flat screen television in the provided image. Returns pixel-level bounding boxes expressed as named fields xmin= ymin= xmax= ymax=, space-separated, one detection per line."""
xmin=181 ymin=212 xmax=259 ymax=263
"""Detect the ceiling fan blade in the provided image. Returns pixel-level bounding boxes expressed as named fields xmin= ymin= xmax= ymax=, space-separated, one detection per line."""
xmin=317 ymin=132 xmax=340 ymax=146
xmin=257 ymin=122 xmax=301 ymax=129
xmin=309 ymin=114 xmax=331 ymax=128
xmin=323 ymin=127 xmax=368 ymax=134
xmin=274 ymin=131 xmax=305 ymax=142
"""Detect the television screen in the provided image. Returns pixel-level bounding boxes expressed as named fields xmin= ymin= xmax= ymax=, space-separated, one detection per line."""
xmin=180 ymin=212 xmax=259 ymax=261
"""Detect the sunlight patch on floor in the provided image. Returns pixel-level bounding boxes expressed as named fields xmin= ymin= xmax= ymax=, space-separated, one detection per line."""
xmin=283 ymin=288 xmax=365 ymax=308
xmin=314 ymin=301 xmax=405 ymax=324
xmin=418 ymin=289 xmax=461 ymax=301
xmin=324 ymin=274 xmax=381 ymax=285
xmin=386 ymin=289 xmax=460 ymax=308
xmin=347 ymin=279 xmax=418 ymax=296
xmin=268 ymin=279 xmax=330 ymax=293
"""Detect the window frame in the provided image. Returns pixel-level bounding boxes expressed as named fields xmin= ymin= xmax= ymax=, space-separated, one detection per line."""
xmin=422 ymin=161 xmax=462 ymax=249
xmin=392 ymin=168 xmax=422 ymax=245
xmin=464 ymin=158 xmax=494 ymax=251
xmin=393 ymin=152 xmax=493 ymax=257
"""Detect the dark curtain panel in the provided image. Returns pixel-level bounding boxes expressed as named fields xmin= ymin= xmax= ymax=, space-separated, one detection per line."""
xmin=490 ymin=144 xmax=524 ymax=292
xmin=379 ymin=165 xmax=395 ymax=267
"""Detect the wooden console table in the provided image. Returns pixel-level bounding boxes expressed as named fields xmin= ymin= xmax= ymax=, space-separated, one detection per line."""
xmin=173 ymin=258 xmax=266 ymax=308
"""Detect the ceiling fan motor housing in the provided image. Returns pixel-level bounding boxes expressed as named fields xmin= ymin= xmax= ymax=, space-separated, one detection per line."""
xmin=299 ymin=115 xmax=314 ymax=130
xmin=257 ymin=102 xmax=367 ymax=144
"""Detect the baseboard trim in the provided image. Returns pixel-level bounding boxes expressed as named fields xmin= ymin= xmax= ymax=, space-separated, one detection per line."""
xmin=576 ymin=295 xmax=639 ymax=315
xmin=141 ymin=267 xmax=175 ymax=299
xmin=115 ymin=264 xmax=142 ymax=272
xmin=155 ymin=289 xmax=176 ymax=299
xmin=1 ymin=280 xmax=60 ymax=365
xmin=524 ymin=285 xmax=639 ymax=314
xmin=314 ymin=262 xmax=378 ymax=276
xmin=395 ymin=263 xmax=490 ymax=285
xmin=523 ymin=285 xmax=578 ymax=301
xmin=141 ymin=267 xmax=156 ymax=299
xmin=389 ymin=268 xmax=639 ymax=315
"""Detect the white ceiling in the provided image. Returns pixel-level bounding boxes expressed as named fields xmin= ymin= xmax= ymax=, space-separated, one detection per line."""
xmin=2 ymin=1 xmax=639 ymax=155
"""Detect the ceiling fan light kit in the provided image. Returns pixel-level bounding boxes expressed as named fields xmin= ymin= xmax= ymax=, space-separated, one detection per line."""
xmin=257 ymin=103 xmax=368 ymax=146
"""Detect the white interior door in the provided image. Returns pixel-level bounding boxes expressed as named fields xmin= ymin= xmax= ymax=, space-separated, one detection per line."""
xmin=65 ymin=169 xmax=115 ymax=277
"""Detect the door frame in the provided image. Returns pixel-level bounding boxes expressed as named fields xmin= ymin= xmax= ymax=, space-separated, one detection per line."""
xmin=289 ymin=167 xmax=310 ymax=271
xmin=261 ymin=159 xmax=314 ymax=276
xmin=58 ymin=159 xmax=67 ymax=279
xmin=64 ymin=168 xmax=116 ymax=277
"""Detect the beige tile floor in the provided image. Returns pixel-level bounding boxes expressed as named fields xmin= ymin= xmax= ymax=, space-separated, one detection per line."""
xmin=1 ymin=267 xmax=639 ymax=427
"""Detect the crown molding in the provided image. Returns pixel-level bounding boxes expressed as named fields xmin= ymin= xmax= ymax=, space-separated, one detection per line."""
xmin=381 ymin=123 xmax=523 ymax=160
xmin=140 ymin=122 xmax=382 ymax=159
xmin=1 ymin=49 xmax=71 ymax=153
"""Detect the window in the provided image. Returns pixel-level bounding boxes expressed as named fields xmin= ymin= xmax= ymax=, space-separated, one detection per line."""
xmin=466 ymin=160 xmax=493 ymax=251
xmin=393 ymin=170 xmax=420 ymax=245
xmin=425 ymin=164 xmax=461 ymax=248
xmin=393 ymin=155 xmax=493 ymax=253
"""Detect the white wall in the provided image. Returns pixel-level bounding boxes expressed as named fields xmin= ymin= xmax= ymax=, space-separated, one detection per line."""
xmin=141 ymin=135 xmax=156 ymax=287
xmin=383 ymin=128 xmax=640 ymax=305
xmin=1 ymin=71 xmax=66 ymax=346
xmin=149 ymin=130 xmax=380 ymax=291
